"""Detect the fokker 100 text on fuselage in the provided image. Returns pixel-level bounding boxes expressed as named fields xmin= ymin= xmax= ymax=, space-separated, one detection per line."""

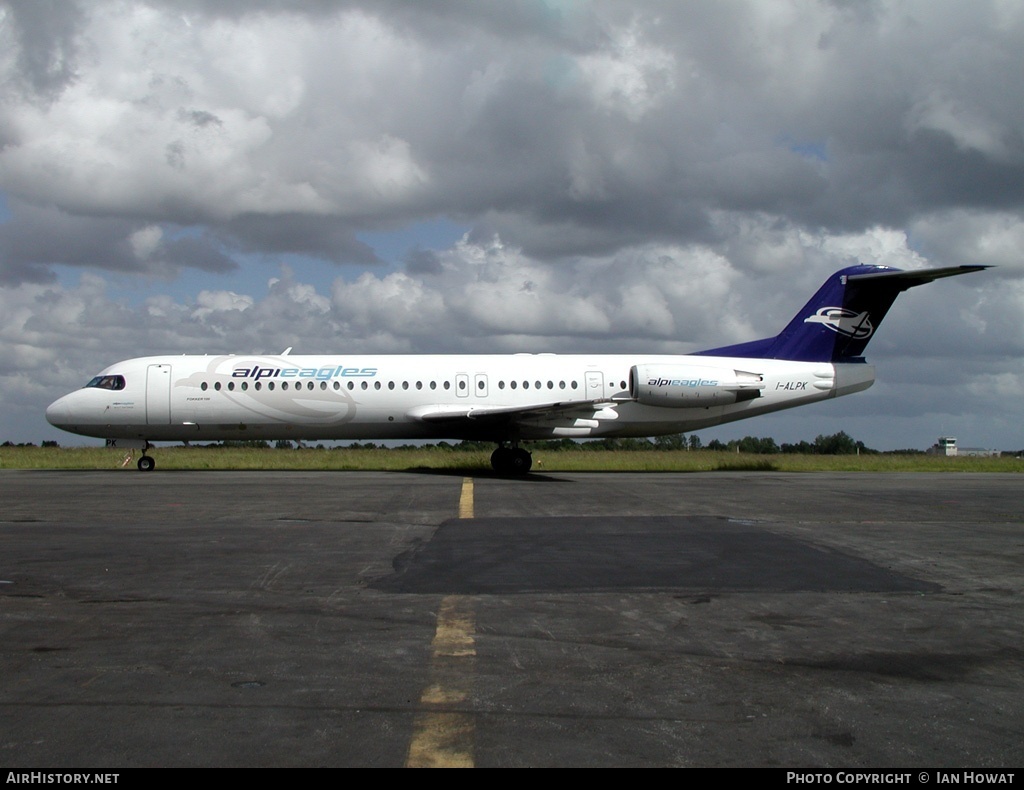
xmin=45 ymin=264 xmax=987 ymax=474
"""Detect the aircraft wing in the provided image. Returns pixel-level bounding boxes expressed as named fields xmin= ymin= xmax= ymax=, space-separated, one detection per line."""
xmin=407 ymin=399 xmax=618 ymax=425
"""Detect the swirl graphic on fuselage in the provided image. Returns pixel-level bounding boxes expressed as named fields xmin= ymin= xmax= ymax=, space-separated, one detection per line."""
xmin=174 ymin=355 xmax=361 ymax=426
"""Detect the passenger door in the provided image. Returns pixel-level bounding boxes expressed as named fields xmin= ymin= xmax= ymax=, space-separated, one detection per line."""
xmin=146 ymin=364 xmax=172 ymax=424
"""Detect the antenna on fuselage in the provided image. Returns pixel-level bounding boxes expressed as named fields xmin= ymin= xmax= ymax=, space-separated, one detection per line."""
xmin=282 ymin=347 xmax=293 ymax=355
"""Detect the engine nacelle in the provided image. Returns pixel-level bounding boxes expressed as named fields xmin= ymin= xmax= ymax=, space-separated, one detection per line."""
xmin=630 ymin=364 xmax=763 ymax=408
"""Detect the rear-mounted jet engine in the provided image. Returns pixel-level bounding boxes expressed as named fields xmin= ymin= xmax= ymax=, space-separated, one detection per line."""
xmin=630 ymin=364 xmax=764 ymax=407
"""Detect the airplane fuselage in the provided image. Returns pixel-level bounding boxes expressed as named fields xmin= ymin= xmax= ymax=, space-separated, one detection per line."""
xmin=45 ymin=264 xmax=985 ymax=472
xmin=45 ymin=352 xmax=875 ymax=444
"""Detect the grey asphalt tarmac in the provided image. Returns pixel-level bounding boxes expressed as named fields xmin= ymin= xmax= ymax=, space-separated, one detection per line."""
xmin=0 ymin=470 xmax=1021 ymax=768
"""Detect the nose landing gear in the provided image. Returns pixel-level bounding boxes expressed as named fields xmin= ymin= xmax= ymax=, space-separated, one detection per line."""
xmin=107 ymin=439 xmax=156 ymax=471
xmin=490 ymin=443 xmax=532 ymax=475
xmin=135 ymin=442 xmax=155 ymax=471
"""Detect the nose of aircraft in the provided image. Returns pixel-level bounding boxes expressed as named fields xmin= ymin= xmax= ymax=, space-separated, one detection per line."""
xmin=45 ymin=395 xmax=71 ymax=428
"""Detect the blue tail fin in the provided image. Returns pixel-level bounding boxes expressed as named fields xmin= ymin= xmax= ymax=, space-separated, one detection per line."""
xmin=696 ymin=264 xmax=988 ymax=363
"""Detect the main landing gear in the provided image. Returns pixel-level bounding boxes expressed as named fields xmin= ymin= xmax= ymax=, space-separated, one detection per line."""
xmin=490 ymin=444 xmax=532 ymax=475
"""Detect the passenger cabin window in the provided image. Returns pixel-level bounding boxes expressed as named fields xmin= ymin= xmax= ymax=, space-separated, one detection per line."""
xmin=86 ymin=375 xmax=126 ymax=391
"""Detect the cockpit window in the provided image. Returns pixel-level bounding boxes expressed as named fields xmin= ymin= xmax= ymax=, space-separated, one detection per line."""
xmin=86 ymin=375 xmax=126 ymax=391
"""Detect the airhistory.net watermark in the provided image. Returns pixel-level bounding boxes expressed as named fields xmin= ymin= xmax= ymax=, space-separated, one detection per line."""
xmin=6 ymin=775 xmax=118 ymax=784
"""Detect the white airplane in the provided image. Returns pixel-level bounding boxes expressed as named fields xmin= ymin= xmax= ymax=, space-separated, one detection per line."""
xmin=46 ymin=264 xmax=987 ymax=473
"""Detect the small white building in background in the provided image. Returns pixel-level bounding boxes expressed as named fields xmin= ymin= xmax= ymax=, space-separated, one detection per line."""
xmin=927 ymin=436 xmax=1001 ymax=457
xmin=928 ymin=437 xmax=958 ymax=456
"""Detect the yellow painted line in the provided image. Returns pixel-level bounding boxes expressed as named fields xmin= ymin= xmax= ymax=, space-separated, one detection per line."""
xmin=432 ymin=596 xmax=477 ymax=658
xmin=406 ymin=595 xmax=477 ymax=768
xmin=406 ymin=711 xmax=475 ymax=768
xmin=458 ymin=477 xmax=474 ymax=519
xmin=406 ymin=480 xmax=478 ymax=767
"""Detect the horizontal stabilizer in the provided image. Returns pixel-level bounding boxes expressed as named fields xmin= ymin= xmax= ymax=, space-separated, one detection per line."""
xmin=845 ymin=265 xmax=990 ymax=287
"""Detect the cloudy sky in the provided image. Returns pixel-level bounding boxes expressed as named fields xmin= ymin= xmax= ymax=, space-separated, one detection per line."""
xmin=1 ymin=0 xmax=1021 ymax=450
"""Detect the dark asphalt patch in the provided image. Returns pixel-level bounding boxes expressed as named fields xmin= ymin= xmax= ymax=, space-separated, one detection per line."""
xmin=372 ymin=515 xmax=941 ymax=595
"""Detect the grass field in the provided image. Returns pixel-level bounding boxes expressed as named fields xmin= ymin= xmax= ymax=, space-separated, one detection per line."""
xmin=1 ymin=445 xmax=1020 ymax=473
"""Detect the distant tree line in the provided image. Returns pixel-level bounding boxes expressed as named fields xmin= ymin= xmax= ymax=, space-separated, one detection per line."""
xmin=563 ymin=430 xmax=876 ymax=455
xmin=8 ymin=433 xmax=1013 ymax=455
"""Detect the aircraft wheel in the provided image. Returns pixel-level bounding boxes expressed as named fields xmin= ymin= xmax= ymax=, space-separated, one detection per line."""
xmin=490 ymin=447 xmax=513 ymax=474
xmin=491 ymin=446 xmax=531 ymax=475
xmin=137 ymin=456 xmax=156 ymax=472
xmin=509 ymin=447 xmax=532 ymax=474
